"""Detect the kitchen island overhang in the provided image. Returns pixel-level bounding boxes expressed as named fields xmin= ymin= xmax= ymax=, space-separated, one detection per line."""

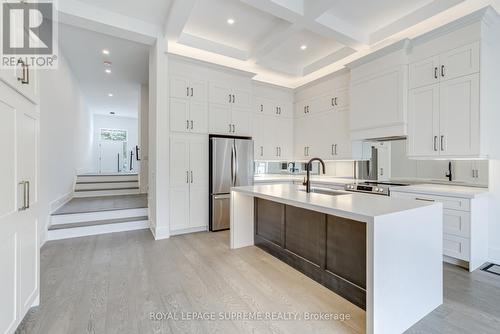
xmin=230 ymin=184 xmax=443 ymax=334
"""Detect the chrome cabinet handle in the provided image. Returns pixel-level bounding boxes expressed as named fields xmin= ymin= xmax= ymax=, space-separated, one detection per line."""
xmin=190 ymin=87 xmax=193 ymax=97
xmin=232 ymin=95 xmax=235 ymax=103
xmin=415 ymin=197 xmax=435 ymax=202
xmin=187 ymin=87 xmax=190 ymax=96
xmin=18 ymin=181 xmax=27 ymax=211
xmin=260 ymin=104 xmax=263 ymax=112
xmin=186 ymin=120 xmax=190 ymax=129
xmin=229 ymin=94 xmax=232 ymax=103
xmin=232 ymin=124 xmax=235 ymax=133
xmin=433 ymin=136 xmax=438 ymax=151
xmin=304 ymin=147 xmax=306 ymax=156
xmin=190 ymin=120 xmax=194 ymax=130
xmin=334 ymin=97 xmax=338 ymax=106
xmin=434 ymin=67 xmax=438 ymax=79
xmin=331 ymin=144 xmax=335 ymax=156
xmin=334 ymin=144 xmax=338 ymax=155
xmin=440 ymin=135 xmax=445 ymax=151
xmin=17 ymin=59 xmax=29 ymax=84
xmin=278 ymin=147 xmax=281 ymax=157
xmin=229 ymin=124 xmax=232 ymax=133
xmin=190 ymin=171 xmax=193 ymax=183
xmin=276 ymin=147 xmax=279 ymax=157
xmin=260 ymin=146 xmax=263 ymax=157
xmin=332 ymin=98 xmax=335 ymax=106
xmin=441 ymin=65 xmax=445 ymax=77
xmin=278 ymin=107 xmax=281 ymax=114
xmin=186 ymin=171 xmax=189 ymax=183
xmin=26 ymin=181 xmax=30 ymax=209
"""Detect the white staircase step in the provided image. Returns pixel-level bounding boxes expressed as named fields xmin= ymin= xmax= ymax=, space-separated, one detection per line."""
xmin=75 ymin=181 xmax=138 ymax=191
xmin=76 ymin=174 xmax=138 ymax=183
xmin=73 ymin=188 xmax=140 ymax=198
xmin=51 ymin=208 xmax=148 ymax=225
xmin=47 ymin=217 xmax=149 ymax=241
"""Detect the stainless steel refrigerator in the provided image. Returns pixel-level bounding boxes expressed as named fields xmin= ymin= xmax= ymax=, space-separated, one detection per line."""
xmin=210 ymin=137 xmax=254 ymax=231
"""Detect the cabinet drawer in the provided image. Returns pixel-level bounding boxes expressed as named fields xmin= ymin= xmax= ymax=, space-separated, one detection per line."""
xmin=391 ymin=191 xmax=470 ymax=211
xmin=443 ymin=234 xmax=470 ymax=261
xmin=444 ymin=209 xmax=470 ymax=238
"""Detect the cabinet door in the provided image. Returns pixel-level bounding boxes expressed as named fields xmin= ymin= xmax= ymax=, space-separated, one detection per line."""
xmin=170 ymin=98 xmax=189 ymax=133
xmin=232 ymin=88 xmax=252 ymax=108
xmin=189 ymin=136 xmax=208 ymax=229
xmin=169 ymin=187 xmax=190 ymax=231
xmin=315 ymin=111 xmax=336 ymax=159
xmin=439 ymin=74 xmax=480 ymax=157
xmin=408 ymin=84 xmax=440 ymax=157
xmin=209 ymin=104 xmax=232 ymax=135
xmin=252 ymin=114 xmax=265 ymax=159
xmin=170 ymin=76 xmax=190 ymax=99
xmin=276 ymin=117 xmax=293 ymax=160
xmin=170 ymin=136 xmax=190 ymax=187
xmin=440 ymin=42 xmax=480 ymax=82
xmin=189 ymin=101 xmax=208 ymax=134
xmin=261 ymin=115 xmax=280 ymax=160
xmin=231 ymin=107 xmax=252 ymax=136
xmin=333 ymin=109 xmax=352 ymax=160
xmin=409 ymin=56 xmax=440 ymax=89
xmin=333 ymin=87 xmax=349 ymax=110
xmin=254 ymin=97 xmax=269 ymax=114
xmin=295 ymin=100 xmax=309 ymax=117
xmin=473 ymin=160 xmax=488 ymax=185
xmin=190 ymin=79 xmax=206 ymax=102
xmin=276 ymin=101 xmax=293 ymax=118
xmin=209 ymin=82 xmax=231 ymax=105
xmin=294 ymin=116 xmax=311 ymax=160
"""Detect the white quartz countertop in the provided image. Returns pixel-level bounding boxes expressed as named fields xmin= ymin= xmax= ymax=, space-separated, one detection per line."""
xmin=232 ymin=184 xmax=439 ymax=222
xmin=391 ymin=183 xmax=488 ymax=199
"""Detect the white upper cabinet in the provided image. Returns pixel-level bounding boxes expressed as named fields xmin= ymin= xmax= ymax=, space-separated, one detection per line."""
xmin=0 ymin=62 xmax=39 ymax=104
xmin=406 ymin=9 xmax=500 ymax=159
xmin=170 ymin=75 xmax=207 ymax=101
xmin=170 ymin=75 xmax=208 ymax=134
xmin=209 ymin=81 xmax=252 ymax=136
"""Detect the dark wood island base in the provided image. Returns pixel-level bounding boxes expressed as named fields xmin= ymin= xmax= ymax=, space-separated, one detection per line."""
xmin=254 ymin=198 xmax=367 ymax=309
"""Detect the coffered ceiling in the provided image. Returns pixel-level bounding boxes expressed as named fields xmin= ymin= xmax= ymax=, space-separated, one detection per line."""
xmin=74 ymin=0 xmax=500 ymax=87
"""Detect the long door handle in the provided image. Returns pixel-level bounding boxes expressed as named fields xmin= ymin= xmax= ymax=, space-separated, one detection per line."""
xmin=18 ymin=181 xmax=27 ymax=211
xmin=117 ymin=153 xmax=121 ymax=172
xmin=25 ymin=181 xmax=30 ymax=209
xmin=434 ymin=136 xmax=438 ymax=151
xmin=440 ymin=135 xmax=445 ymax=151
xmin=136 ymin=145 xmax=141 ymax=161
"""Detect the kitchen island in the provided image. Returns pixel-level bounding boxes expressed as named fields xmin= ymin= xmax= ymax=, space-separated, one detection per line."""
xmin=230 ymin=184 xmax=443 ymax=334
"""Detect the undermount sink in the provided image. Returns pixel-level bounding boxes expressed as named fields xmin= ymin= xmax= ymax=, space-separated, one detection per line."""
xmin=299 ymin=188 xmax=347 ymax=196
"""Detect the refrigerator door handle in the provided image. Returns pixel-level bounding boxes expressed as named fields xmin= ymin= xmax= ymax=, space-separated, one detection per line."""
xmin=231 ymin=144 xmax=236 ymax=187
xmin=233 ymin=143 xmax=238 ymax=186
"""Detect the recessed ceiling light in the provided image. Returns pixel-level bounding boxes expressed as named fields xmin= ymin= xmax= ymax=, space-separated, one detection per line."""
xmin=227 ymin=18 xmax=235 ymax=25
xmin=102 ymin=49 xmax=110 ymax=55
xmin=105 ymin=69 xmax=112 ymax=74
xmin=108 ymin=93 xmax=113 ymax=97
xmin=300 ymin=45 xmax=307 ymax=50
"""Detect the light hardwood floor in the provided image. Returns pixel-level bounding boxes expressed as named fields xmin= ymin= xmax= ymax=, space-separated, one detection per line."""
xmin=16 ymin=230 xmax=500 ymax=334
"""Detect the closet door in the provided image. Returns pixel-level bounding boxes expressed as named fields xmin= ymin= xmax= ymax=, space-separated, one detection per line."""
xmin=189 ymin=136 xmax=209 ymax=229
xmin=169 ymin=136 xmax=190 ymax=231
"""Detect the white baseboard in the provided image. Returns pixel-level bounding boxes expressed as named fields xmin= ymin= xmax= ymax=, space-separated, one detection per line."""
xmin=489 ymin=247 xmax=500 ymax=265
xmin=152 ymin=225 xmax=170 ymax=240
xmin=47 ymin=220 xmax=149 ymax=241
xmin=49 ymin=191 xmax=73 ymax=213
xmin=170 ymin=225 xmax=208 ymax=236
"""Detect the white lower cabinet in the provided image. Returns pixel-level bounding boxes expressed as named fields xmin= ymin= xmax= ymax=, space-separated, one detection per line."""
xmin=169 ymin=134 xmax=209 ymax=234
xmin=391 ymin=190 xmax=488 ymax=271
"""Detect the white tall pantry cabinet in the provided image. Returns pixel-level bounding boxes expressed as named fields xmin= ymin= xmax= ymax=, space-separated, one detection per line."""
xmin=0 ymin=74 xmax=39 ymax=334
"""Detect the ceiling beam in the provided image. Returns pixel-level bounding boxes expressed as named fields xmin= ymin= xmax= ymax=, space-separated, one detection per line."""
xmin=165 ymin=0 xmax=198 ymax=41
xmin=302 ymin=46 xmax=356 ymax=75
xmin=370 ymin=0 xmax=467 ymax=44
xmin=178 ymin=33 xmax=249 ymax=60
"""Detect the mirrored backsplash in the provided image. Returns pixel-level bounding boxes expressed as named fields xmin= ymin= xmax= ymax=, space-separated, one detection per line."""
xmin=254 ymin=140 xmax=489 ymax=187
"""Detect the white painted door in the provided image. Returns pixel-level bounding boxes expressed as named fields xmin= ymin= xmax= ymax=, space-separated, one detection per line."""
xmin=189 ymin=101 xmax=208 ymax=134
xmin=231 ymin=107 xmax=252 ymax=136
xmin=170 ymin=75 xmax=190 ymax=99
xmin=170 ymin=98 xmax=189 ymax=133
xmin=169 ymin=136 xmax=190 ymax=231
xmin=439 ymin=42 xmax=480 ymax=82
xmin=189 ymin=79 xmax=206 ymax=102
xmin=408 ymin=84 xmax=440 ymax=157
xmin=209 ymin=104 xmax=232 ymax=135
xmin=209 ymin=82 xmax=231 ymax=105
xmin=189 ymin=135 xmax=208 ymax=228
xmin=0 ymin=82 xmax=39 ymax=334
xmin=439 ymin=74 xmax=480 ymax=157
xmin=409 ymin=55 xmax=440 ymax=89
xmin=99 ymin=141 xmax=124 ymax=173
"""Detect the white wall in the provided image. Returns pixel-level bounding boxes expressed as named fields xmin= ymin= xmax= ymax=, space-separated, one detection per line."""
xmin=139 ymin=84 xmax=149 ymax=193
xmin=489 ymin=160 xmax=500 ymax=264
xmin=91 ymin=114 xmax=138 ymax=173
xmin=39 ymin=52 xmax=93 ymax=245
